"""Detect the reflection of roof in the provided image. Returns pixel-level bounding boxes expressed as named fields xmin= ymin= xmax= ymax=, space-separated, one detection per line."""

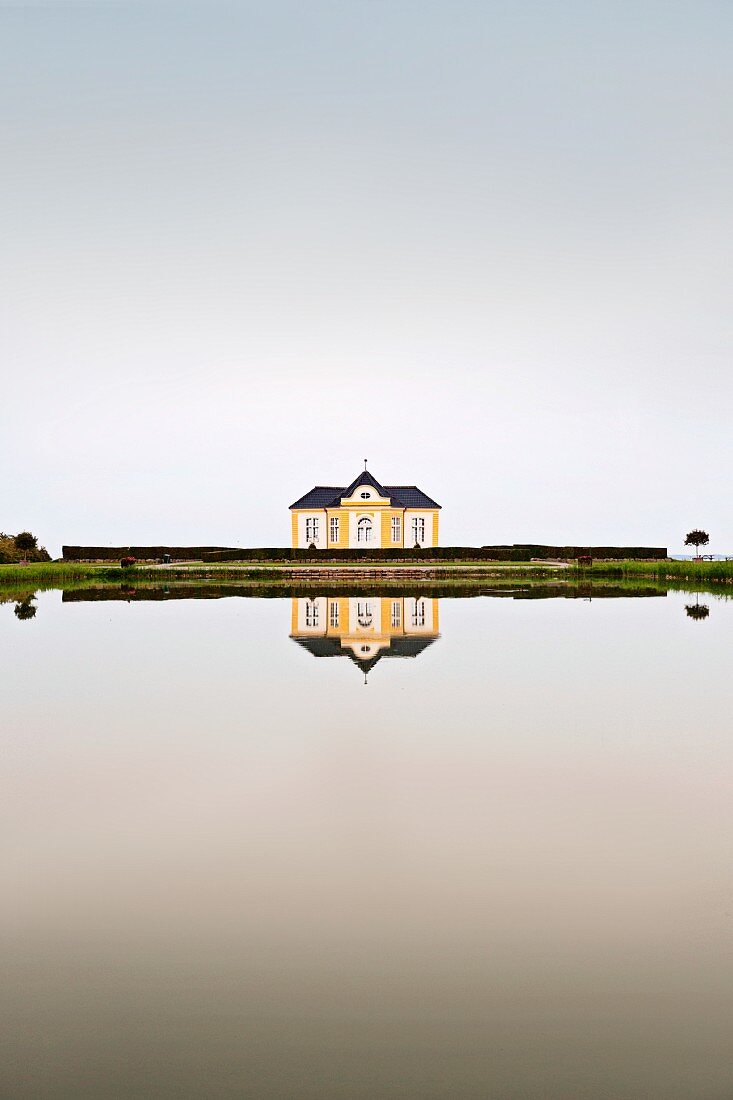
xmin=291 ymin=634 xmax=437 ymax=674
xmin=290 ymin=469 xmax=441 ymax=510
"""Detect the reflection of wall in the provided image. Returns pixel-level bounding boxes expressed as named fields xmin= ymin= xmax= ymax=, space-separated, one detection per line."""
xmin=290 ymin=596 xmax=440 ymax=668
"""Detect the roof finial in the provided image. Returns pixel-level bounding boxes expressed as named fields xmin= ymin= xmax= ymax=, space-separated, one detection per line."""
xmin=364 ymin=458 xmax=368 ymax=471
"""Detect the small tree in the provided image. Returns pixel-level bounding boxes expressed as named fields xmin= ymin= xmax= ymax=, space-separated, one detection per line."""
xmin=14 ymin=531 xmax=38 ymax=556
xmin=684 ymin=529 xmax=710 ymax=558
xmin=685 ymin=602 xmax=710 ymax=620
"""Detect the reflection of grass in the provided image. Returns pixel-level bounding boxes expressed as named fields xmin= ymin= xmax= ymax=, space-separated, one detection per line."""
xmin=59 ymin=580 xmax=669 ymax=602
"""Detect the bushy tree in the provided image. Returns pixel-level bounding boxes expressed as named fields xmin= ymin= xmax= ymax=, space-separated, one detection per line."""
xmin=684 ymin=529 xmax=710 ymax=557
xmin=14 ymin=531 xmax=38 ymax=554
xmin=685 ymin=602 xmax=710 ymax=621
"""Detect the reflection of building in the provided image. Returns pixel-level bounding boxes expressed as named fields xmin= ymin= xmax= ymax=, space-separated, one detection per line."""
xmin=289 ymin=468 xmax=441 ymax=549
xmin=290 ymin=596 xmax=440 ymax=675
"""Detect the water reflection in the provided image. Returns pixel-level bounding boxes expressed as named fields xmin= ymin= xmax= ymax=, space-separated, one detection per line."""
xmin=290 ymin=596 xmax=439 ymax=677
xmin=685 ymin=599 xmax=711 ymax=620
xmin=12 ymin=595 xmax=37 ymax=620
xmin=3 ymin=580 xmax=733 ymax=1099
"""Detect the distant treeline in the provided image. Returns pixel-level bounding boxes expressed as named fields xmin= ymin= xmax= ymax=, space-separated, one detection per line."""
xmin=62 ymin=544 xmax=668 ymax=562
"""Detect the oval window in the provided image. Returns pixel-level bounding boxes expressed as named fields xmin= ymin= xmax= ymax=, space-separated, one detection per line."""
xmin=360 ymin=491 xmax=370 ymax=498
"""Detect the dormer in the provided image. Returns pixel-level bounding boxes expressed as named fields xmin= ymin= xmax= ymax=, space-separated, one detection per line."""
xmin=338 ymin=470 xmax=397 ymax=507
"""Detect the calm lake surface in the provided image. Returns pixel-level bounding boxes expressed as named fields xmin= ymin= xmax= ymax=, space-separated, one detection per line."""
xmin=2 ymin=585 xmax=732 ymax=1099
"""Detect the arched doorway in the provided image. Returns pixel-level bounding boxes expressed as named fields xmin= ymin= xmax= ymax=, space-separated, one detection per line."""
xmin=357 ymin=517 xmax=373 ymax=544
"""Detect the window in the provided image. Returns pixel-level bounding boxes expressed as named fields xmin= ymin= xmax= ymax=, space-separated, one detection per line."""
xmin=391 ymin=600 xmax=401 ymax=628
xmin=306 ymin=517 xmax=319 ymax=543
xmin=360 ymin=491 xmax=370 ymax=499
xmin=330 ymin=516 xmax=339 ymax=543
xmin=329 ymin=601 xmax=339 ymax=628
xmin=305 ymin=600 xmax=320 ymax=628
xmin=411 ymin=517 xmax=425 ymax=544
xmin=391 ymin=516 xmax=401 ymax=543
xmin=357 ymin=601 xmax=373 ymax=627
xmin=357 ymin=517 xmax=373 ymax=543
xmin=411 ymin=599 xmax=426 ymax=628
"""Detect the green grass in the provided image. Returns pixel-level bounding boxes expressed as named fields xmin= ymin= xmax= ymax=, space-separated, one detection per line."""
xmin=0 ymin=559 xmax=566 ymax=584
xmin=0 ymin=562 xmax=104 ymax=583
xmin=571 ymin=558 xmax=733 ymax=586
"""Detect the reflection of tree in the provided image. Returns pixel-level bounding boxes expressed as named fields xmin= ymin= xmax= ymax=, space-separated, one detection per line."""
xmin=14 ymin=595 xmax=37 ymax=621
xmin=685 ymin=599 xmax=710 ymax=620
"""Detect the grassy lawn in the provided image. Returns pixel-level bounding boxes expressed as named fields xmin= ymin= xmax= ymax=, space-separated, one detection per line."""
xmin=572 ymin=558 xmax=733 ymax=584
xmin=0 ymin=559 xmax=567 ymax=582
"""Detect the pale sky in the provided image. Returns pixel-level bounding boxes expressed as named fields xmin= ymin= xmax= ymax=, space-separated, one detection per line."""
xmin=2 ymin=1 xmax=731 ymax=555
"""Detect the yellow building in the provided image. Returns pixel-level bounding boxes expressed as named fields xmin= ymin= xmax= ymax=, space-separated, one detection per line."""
xmin=290 ymin=596 xmax=440 ymax=676
xmin=289 ymin=468 xmax=440 ymax=550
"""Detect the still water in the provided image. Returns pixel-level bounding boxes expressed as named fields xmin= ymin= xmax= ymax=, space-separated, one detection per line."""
xmin=2 ymin=585 xmax=732 ymax=1099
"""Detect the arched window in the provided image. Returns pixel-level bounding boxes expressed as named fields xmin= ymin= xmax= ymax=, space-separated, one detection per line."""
xmin=357 ymin=601 xmax=373 ymax=627
xmin=357 ymin=517 xmax=373 ymax=543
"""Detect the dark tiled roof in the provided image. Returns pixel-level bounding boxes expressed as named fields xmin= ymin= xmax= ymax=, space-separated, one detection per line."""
xmin=290 ymin=470 xmax=440 ymax=510
xmin=291 ymin=634 xmax=437 ymax=674
xmin=289 ymin=486 xmax=343 ymax=509
xmin=384 ymin=486 xmax=441 ymax=509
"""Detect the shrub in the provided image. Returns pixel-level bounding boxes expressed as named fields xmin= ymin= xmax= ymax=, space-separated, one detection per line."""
xmin=61 ymin=543 xmax=669 ymax=564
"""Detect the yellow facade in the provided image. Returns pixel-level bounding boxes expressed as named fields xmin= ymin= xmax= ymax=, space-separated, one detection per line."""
xmin=290 ymin=596 xmax=440 ymax=673
xmin=291 ymin=505 xmax=439 ymax=549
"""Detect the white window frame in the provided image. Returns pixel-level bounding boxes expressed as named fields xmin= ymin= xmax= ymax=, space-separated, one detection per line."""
xmin=329 ymin=601 xmax=339 ymax=628
xmin=306 ymin=517 xmax=320 ymax=543
xmin=330 ymin=516 xmax=340 ymax=543
xmin=391 ymin=600 xmax=401 ymax=628
xmin=411 ymin=516 xmax=425 ymax=544
xmin=391 ymin=516 xmax=401 ymax=543
xmin=357 ymin=601 xmax=373 ymax=627
xmin=411 ymin=599 xmax=425 ymax=628
xmin=357 ymin=517 xmax=373 ymax=543
xmin=305 ymin=600 xmax=320 ymax=628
